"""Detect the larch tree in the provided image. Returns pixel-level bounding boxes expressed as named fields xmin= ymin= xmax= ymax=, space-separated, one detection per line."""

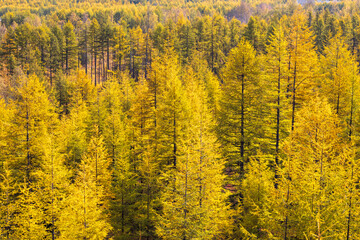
xmin=148 ymin=49 xmax=188 ymax=170
xmin=265 ymin=21 xmax=291 ymax=181
xmin=0 ymin=99 xmax=16 ymax=239
xmin=13 ymin=181 xmax=48 ymax=240
xmin=320 ymin=33 xmax=359 ymax=135
xmin=128 ymin=26 xmax=145 ymax=80
xmin=279 ymin=97 xmax=351 ymax=239
xmin=89 ymin=19 xmax=101 ymax=85
xmin=130 ymin=76 xmax=160 ymax=239
xmin=218 ymin=39 xmax=262 ymax=190
xmin=287 ymin=13 xmax=320 ymax=131
xmin=113 ymin=23 xmax=129 ymax=72
xmin=99 ymin=75 xmax=138 ymax=239
xmin=0 ymin=27 xmax=17 ymax=74
xmin=8 ymin=74 xmax=56 ymax=184
xmin=7 ymin=74 xmax=58 ymax=239
xmin=237 ymin=156 xmax=280 ymax=239
xmin=63 ymin=21 xmax=78 ymax=74
xmin=35 ymin=132 xmax=71 ymax=240
xmin=156 ymin=68 xmax=232 ymax=240
xmin=58 ymin=131 xmax=112 ymax=239
xmin=60 ymin=71 xmax=96 ymax=171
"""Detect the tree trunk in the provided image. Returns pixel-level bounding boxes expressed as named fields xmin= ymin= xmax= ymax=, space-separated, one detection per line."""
xmin=240 ymin=57 xmax=245 ymax=175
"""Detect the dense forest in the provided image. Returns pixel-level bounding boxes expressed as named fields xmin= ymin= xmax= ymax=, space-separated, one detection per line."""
xmin=2 ymin=0 xmax=360 ymax=239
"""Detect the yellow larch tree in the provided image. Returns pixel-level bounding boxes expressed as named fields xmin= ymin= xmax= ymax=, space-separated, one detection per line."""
xmin=265 ymin=20 xmax=291 ymax=178
xmin=58 ymin=130 xmax=112 ymax=239
xmin=287 ymin=13 xmax=320 ymax=131
xmin=0 ymin=99 xmax=17 ymax=239
xmin=279 ymin=97 xmax=351 ymax=239
xmin=156 ymin=68 xmax=232 ymax=239
xmin=320 ymin=33 xmax=358 ymax=131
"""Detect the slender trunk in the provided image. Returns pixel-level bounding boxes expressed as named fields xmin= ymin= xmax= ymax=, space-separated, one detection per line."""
xmin=51 ymin=154 xmax=55 ymax=240
xmin=5 ymin=163 xmax=9 ymax=240
xmin=146 ymin=180 xmax=150 ymax=240
xmin=91 ymin=51 xmax=93 ymax=83
xmin=346 ymin=165 xmax=354 ymax=240
xmin=83 ymin=162 xmax=87 ymax=235
xmin=183 ymin=150 xmax=189 ymax=240
xmin=118 ymin=56 xmax=122 ymax=72
xmin=275 ymin=48 xmax=281 ymax=188
xmin=211 ymin=22 xmax=214 ymax=72
xmin=284 ymin=154 xmax=291 ymax=240
xmin=49 ymin=50 xmax=53 ymax=86
xmin=284 ymin=183 xmax=290 ymax=240
xmin=132 ymin=50 xmax=135 ymax=79
xmin=95 ymin=150 xmax=98 ymax=188
xmin=85 ymin=31 xmax=88 ymax=74
xmin=102 ymin=46 xmax=105 ymax=83
xmin=291 ymin=33 xmax=298 ymax=131
xmin=121 ymin=180 xmax=124 ymax=233
xmin=94 ymin=53 xmax=97 ymax=86
xmin=154 ymin=71 xmax=158 ymax=161
xmin=145 ymin=33 xmax=149 ymax=79
xmin=336 ymin=49 xmax=340 ymax=114
xmin=349 ymin=78 xmax=355 ymax=138
xmin=26 ymin=105 xmax=30 ymax=185
xmin=286 ymin=54 xmax=291 ymax=96
xmin=291 ymin=58 xmax=297 ymax=131
xmin=66 ymin=47 xmax=69 ymax=73
xmin=199 ymin=121 xmax=203 ymax=207
xmin=173 ymin=111 xmax=177 ymax=167
xmin=107 ymin=39 xmax=110 ymax=80
xmin=240 ymin=57 xmax=245 ymax=175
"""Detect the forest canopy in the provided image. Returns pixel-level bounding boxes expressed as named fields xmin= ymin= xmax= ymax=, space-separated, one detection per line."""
xmin=1 ymin=0 xmax=360 ymax=239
